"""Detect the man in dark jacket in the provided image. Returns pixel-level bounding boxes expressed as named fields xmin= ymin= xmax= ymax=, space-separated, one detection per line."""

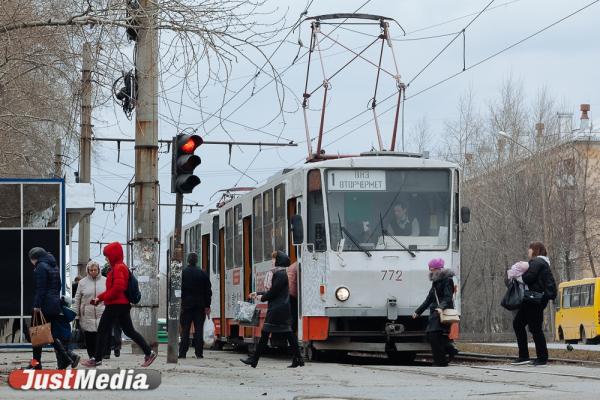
xmin=179 ymin=252 xmax=212 ymax=358
xmin=29 ymin=247 xmax=79 ymax=370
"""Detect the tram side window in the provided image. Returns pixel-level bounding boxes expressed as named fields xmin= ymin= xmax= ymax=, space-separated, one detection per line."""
xmin=234 ymin=204 xmax=243 ymax=268
xmin=195 ymin=224 xmax=202 ymax=267
xmin=307 ymin=169 xmax=326 ymax=251
xmin=452 ymin=170 xmax=459 ymax=251
xmin=252 ymin=195 xmax=263 ymax=263
xmin=274 ymin=184 xmax=286 ymax=252
xmin=212 ymin=216 xmax=219 ymax=274
xmin=263 ymin=189 xmax=274 ymax=261
xmin=184 ymin=228 xmax=190 ymax=262
xmin=225 ymin=209 xmax=234 ymax=269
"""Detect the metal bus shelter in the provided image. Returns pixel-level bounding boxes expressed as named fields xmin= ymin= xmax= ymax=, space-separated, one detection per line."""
xmin=0 ymin=178 xmax=65 ymax=348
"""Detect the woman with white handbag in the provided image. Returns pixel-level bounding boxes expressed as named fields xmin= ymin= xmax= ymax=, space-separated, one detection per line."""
xmin=412 ymin=258 xmax=459 ymax=367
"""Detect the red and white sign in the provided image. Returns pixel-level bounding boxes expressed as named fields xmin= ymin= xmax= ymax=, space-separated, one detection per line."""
xmin=8 ymin=369 xmax=161 ymax=390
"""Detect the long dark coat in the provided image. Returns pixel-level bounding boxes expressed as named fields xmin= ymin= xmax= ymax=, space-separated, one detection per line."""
xmin=32 ymin=252 xmax=62 ymax=317
xmin=415 ymin=269 xmax=455 ymax=333
xmin=258 ymin=252 xmax=292 ymax=333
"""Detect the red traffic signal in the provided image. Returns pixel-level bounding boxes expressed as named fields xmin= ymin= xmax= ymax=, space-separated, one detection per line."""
xmin=179 ymin=135 xmax=203 ymax=154
xmin=171 ymin=133 xmax=202 ymax=194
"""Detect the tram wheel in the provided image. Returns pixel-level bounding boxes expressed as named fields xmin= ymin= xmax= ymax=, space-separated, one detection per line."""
xmin=304 ymin=344 xmax=321 ymax=362
xmin=386 ymin=351 xmax=417 ymax=364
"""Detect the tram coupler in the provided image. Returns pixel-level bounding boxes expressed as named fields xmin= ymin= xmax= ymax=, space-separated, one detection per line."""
xmin=385 ymin=322 xmax=405 ymax=337
xmin=386 ymin=297 xmax=398 ymax=320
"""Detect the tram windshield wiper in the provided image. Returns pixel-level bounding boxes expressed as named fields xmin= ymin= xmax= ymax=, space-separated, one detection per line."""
xmin=338 ymin=213 xmax=372 ymax=257
xmin=379 ymin=213 xmax=416 ymax=257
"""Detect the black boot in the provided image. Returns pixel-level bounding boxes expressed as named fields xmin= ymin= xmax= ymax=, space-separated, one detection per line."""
xmin=54 ymin=339 xmax=73 ymax=369
xmin=240 ymin=357 xmax=258 ymax=368
xmin=288 ymin=356 xmax=305 ymax=368
xmin=68 ymin=351 xmax=81 ymax=368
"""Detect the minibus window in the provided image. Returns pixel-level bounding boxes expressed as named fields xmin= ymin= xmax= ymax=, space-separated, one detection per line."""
xmin=571 ymin=286 xmax=581 ymax=307
xmin=562 ymin=287 xmax=571 ymax=308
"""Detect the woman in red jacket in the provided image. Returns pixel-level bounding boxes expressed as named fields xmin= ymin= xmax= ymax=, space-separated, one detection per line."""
xmin=81 ymin=242 xmax=157 ymax=367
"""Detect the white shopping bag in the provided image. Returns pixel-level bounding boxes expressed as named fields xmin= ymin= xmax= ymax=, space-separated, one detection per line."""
xmin=203 ymin=317 xmax=215 ymax=347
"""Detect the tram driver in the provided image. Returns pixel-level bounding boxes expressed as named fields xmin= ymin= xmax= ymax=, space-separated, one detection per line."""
xmin=386 ymin=202 xmax=420 ymax=236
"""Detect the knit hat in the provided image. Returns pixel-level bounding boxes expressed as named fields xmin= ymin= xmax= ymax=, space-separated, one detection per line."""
xmin=428 ymin=258 xmax=445 ymax=270
xmin=28 ymin=247 xmax=47 ymax=260
xmin=274 ymin=250 xmax=291 ymax=268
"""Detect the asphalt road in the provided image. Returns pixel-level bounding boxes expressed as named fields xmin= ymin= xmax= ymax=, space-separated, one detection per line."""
xmin=1 ymin=346 xmax=599 ymax=400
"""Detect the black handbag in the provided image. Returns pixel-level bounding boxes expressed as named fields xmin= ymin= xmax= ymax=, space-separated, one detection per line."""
xmin=501 ymin=279 xmax=524 ymax=310
xmin=523 ymin=289 xmax=544 ymax=305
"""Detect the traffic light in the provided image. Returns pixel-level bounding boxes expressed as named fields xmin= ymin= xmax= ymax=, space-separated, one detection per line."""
xmin=171 ymin=133 xmax=202 ymax=194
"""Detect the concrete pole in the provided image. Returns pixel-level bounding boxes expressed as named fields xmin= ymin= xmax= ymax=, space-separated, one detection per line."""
xmin=77 ymin=43 xmax=93 ymax=278
xmin=131 ymin=0 xmax=159 ymax=352
xmin=167 ymin=192 xmax=184 ymax=363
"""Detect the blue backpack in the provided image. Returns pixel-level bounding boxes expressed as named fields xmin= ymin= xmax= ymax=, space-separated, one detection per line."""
xmin=126 ymin=269 xmax=142 ymax=304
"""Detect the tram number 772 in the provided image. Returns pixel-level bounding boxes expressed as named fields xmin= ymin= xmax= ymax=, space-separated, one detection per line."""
xmin=380 ymin=270 xmax=403 ymax=281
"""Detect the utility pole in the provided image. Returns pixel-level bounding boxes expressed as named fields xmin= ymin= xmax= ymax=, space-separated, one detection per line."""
xmin=167 ymin=192 xmax=184 ymax=363
xmin=78 ymin=42 xmax=93 ymax=278
xmin=131 ymin=0 xmax=159 ymax=352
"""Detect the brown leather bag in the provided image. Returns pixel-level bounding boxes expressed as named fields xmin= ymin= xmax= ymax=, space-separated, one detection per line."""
xmin=30 ymin=311 xmax=54 ymax=347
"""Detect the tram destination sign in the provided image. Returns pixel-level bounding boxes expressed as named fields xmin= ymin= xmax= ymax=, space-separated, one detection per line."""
xmin=327 ymin=170 xmax=386 ymax=191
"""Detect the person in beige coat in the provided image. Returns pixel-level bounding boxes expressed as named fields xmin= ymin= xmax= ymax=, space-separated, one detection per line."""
xmin=73 ymin=261 xmax=106 ymax=359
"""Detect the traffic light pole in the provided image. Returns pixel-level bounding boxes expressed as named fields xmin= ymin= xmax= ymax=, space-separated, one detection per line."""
xmin=167 ymin=192 xmax=184 ymax=363
xmin=132 ymin=0 xmax=159 ymax=353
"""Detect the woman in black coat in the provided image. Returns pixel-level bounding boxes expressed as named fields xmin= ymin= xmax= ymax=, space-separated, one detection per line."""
xmin=241 ymin=251 xmax=304 ymax=368
xmin=511 ymin=241 xmax=557 ymax=366
xmin=412 ymin=258 xmax=456 ymax=367
xmin=28 ymin=247 xmax=79 ymax=370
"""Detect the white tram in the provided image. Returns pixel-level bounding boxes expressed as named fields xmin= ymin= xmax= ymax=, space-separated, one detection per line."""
xmin=167 ymin=151 xmax=469 ymax=360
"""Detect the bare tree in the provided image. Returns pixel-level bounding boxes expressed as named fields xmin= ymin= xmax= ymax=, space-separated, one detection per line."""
xmin=0 ymin=0 xmax=290 ymax=177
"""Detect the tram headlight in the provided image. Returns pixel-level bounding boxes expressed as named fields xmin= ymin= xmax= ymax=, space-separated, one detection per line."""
xmin=335 ymin=286 xmax=350 ymax=302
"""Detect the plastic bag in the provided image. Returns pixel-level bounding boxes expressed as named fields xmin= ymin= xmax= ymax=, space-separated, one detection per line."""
xmin=203 ymin=317 xmax=215 ymax=347
xmin=235 ymin=301 xmax=260 ymax=326
xmin=501 ymin=279 xmax=525 ymax=310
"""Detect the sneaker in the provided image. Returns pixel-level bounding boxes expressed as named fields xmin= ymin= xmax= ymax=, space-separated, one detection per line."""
xmin=510 ymin=357 xmax=531 ymax=365
xmin=195 ymin=354 xmax=204 ymax=359
xmin=23 ymin=359 xmax=42 ymax=370
xmin=81 ymin=358 xmax=102 ymax=368
xmin=529 ymin=359 xmax=548 ymax=367
xmin=141 ymin=351 xmax=157 ymax=367
xmin=103 ymin=354 xmax=111 ymax=360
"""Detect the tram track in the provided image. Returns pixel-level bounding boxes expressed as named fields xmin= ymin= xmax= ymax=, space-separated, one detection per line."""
xmin=448 ymin=351 xmax=600 ymax=367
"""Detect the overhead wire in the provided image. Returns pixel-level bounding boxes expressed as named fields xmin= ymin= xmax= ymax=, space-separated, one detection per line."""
xmin=276 ymin=0 xmax=600 ymax=168
xmin=407 ymin=0 xmax=496 ymax=87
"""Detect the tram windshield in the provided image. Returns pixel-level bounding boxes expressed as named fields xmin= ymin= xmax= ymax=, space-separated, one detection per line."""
xmin=326 ymin=169 xmax=451 ymax=252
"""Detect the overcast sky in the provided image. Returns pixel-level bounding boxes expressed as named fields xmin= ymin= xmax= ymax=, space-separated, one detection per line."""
xmin=69 ymin=0 xmax=600 ymax=272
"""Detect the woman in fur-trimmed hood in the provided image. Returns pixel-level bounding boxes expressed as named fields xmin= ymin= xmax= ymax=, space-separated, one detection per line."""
xmin=413 ymin=258 xmax=456 ymax=366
